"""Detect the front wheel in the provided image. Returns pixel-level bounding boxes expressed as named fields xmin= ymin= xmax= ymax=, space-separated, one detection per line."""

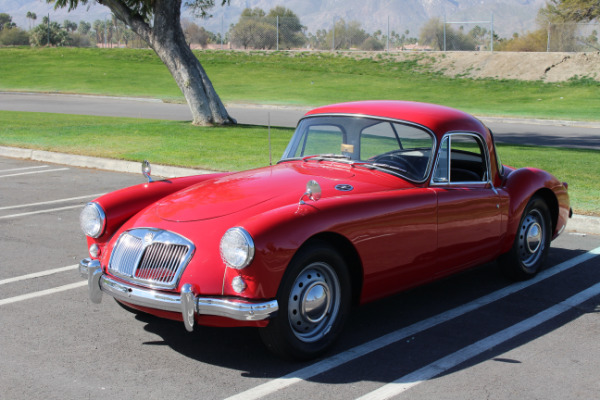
xmin=499 ymin=196 xmax=551 ymax=281
xmin=259 ymin=242 xmax=351 ymax=360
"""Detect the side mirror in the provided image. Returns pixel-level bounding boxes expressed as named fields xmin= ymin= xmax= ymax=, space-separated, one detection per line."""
xmin=299 ymin=180 xmax=321 ymax=205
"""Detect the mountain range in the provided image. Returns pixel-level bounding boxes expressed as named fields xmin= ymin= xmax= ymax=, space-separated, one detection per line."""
xmin=1 ymin=0 xmax=548 ymax=38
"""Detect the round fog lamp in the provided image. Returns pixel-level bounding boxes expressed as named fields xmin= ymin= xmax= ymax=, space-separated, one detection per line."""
xmin=231 ymin=276 xmax=247 ymax=293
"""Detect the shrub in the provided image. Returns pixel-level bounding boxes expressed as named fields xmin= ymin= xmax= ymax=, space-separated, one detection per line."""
xmin=360 ymin=36 xmax=385 ymax=51
xmin=0 ymin=27 xmax=29 ymax=46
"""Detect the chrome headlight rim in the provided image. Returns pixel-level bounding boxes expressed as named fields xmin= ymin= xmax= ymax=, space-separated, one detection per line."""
xmin=80 ymin=202 xmax=106 ymax=238
xmin=220 ymin=227 xmax=255 ymax=269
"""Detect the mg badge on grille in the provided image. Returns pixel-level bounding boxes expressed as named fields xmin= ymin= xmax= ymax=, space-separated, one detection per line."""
xmin=144 ymin=231 xmax=154 ymax=244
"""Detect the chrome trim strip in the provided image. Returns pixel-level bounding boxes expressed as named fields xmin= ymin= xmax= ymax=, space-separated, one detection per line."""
xmin=100 ymin=274 xmax=183 ymax=312
xmin=81 ymin=266 xmax=278 ymax=322
xmin=196 ymin=297 xmax=279 ymax=321
xmin=429 ymin=131 xmax=493 ymax=187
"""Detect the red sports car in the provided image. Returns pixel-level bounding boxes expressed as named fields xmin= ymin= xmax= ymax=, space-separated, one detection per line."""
xmin=79 ymin=100 xmax=570 ymax=359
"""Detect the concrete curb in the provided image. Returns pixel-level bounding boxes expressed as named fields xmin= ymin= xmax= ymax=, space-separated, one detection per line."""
xmin=566 ymin=214 xmax=600 ymax=236
xmin=0 ymin=146 xmax=214 ymax=178
xmin=1 ymin=145 xmax=598 ymax=235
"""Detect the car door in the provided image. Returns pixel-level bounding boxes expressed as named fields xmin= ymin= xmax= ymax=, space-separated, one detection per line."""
xmin=431 ymin=133 xmax=502 ymax=276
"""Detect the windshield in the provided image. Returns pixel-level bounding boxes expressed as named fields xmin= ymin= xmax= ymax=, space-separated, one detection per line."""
xmin=281 ymin=115 xmax=435 ymax=182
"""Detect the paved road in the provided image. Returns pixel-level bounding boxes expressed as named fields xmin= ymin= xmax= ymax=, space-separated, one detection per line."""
xmin=2 ymin=92 xmax=600 ymax=150
xmin=1 ymin=155 xmax=599 ymax=400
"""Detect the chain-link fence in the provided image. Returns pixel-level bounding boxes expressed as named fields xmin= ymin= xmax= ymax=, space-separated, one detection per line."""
xmin=211 ymin=16 xmax=598 ymax=53
xmin=228 ymin=16 xmax=304 ymax=50
xmin=546 ymin=23 xmax=599 ymax=52
xmin=443 ymin=19 xmax=495 ymax=51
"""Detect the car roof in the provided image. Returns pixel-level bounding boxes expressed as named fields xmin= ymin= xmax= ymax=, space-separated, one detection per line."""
xmin=304 ymin=100 xmax=489 ymax=140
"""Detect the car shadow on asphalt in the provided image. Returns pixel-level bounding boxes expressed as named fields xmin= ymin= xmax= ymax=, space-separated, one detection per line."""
xmin=134 ymin=245 xmax=598 ymax=384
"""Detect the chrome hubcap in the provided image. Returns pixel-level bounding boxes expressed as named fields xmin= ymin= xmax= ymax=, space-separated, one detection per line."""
xmin=525 ymin=222 xmax=542 ymax=254
xmin=518 ymin=210 xmax=545 ymax=268
xmin=288 ymin=262 xmax=340 ymax=343
xmin=302 ymin=282 xmax=330 ymax=323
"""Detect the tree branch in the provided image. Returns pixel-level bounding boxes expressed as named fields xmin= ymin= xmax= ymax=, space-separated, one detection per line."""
xmin=98 ymin=0 xmax=152 ymax=43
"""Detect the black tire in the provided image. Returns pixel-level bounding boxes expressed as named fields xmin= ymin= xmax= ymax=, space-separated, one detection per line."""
xmin=259 ymin=241 xmax=351 ymax=360
xmin=499 ymin=196 xmax=551 ymax=281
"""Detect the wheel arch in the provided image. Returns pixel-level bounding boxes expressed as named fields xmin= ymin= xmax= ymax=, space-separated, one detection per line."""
xmin=298 ymin=232 xmax=364 ymax=307
xmin=502 ymin=168 xmax=565 ymax=253
xmin=534 ymin=187 xmax=559 ymax=235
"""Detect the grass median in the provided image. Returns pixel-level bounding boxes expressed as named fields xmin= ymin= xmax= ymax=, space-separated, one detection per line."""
xmin=1 ymin=47 xmax=599 ymax=121
xmin=0 ymin=110 xmax=597 ymax=216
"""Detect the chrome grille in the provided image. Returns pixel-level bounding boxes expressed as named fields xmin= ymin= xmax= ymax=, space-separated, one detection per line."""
xmin=108 ymin=228 xmax=194 ymax=289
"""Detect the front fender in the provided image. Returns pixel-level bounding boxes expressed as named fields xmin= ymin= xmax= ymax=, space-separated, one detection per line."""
xmin=88 ymin=173 xmax=231 ymax=246
xmin=229 ymin=188 xmax=437 ymax=301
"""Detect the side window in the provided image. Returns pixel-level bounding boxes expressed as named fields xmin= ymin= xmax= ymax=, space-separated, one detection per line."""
xmin=433 ymin=134 xmax=487 ymax=184
xmin=433 ymin=137 xmax=449 ymax=183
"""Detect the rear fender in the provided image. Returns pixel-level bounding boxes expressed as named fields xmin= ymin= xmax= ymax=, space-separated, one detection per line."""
xmin=500 ymin=167 xmax=569 ymax=254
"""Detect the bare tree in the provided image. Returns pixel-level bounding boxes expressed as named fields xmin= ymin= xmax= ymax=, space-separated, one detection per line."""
xmin=49 ymin=0 xmax=234 ymax=126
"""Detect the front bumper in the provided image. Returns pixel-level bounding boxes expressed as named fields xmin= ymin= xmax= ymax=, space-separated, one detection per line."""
xmin=79 ymin=258 xmax=278 ymax=331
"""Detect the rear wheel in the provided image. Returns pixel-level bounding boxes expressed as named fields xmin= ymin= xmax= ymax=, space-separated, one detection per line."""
xmin=259 ymin=241 xmax=351 ymax=360
xmin=500 ymin=196 xmax=551 ymax=280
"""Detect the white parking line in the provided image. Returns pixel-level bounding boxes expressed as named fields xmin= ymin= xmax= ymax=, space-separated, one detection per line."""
xmin=0 ymin=264 xmax=78 ymax=286
xmin=0 ymin=165 xmax=49 ymax=173
xmin=0 ymin=193 xmax=105 ymax=211
xmin=0 ymin=281 xmax=87 ymax=306
xmin=0 ymin=205 xmax=83 ymax=219
xmin=224 ymin=246 xmax=600 ymax=400
xmin=356 ymin=282 xmax=600 ymax=400
xmin=0 ymin=167 xmax=69 ymax=178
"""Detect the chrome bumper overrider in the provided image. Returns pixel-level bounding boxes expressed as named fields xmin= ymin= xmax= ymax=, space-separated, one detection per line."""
xmin=79 ymin=258 xmax=278 ymax=331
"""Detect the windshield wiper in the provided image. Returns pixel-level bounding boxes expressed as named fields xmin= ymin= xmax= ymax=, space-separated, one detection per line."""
xmin=297 ymin=156 xmax=408 ymax=176
xmin=363 ymin=162 xmax=407 ymax=174
xmin=302 ymin=154 xmax=352 ymax=163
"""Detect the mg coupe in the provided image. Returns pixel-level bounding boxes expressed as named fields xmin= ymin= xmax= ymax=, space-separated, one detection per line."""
xmin=79 ymin=101 xmax=570 ymax=359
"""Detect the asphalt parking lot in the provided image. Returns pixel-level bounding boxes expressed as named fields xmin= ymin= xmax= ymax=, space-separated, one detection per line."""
xmin=1 ymin=155 xmax=599 ymax=400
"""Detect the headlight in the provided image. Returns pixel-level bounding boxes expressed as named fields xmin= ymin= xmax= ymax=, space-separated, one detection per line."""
xmin=80 ymin=202 xmax=106 ymax=238
xmin=220 ymin=227 xmax=255 ymax=269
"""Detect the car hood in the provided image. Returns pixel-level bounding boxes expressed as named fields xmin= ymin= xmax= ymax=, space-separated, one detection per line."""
xmin=155 ymin=161 xmax=415 ymax=222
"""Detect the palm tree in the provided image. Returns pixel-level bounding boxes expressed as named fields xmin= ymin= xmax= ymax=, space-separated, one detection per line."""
xmin=26 ymin=11 xmax=37 ymax=30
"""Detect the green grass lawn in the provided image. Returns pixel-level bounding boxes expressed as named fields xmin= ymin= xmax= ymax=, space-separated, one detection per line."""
xmin=1 ymin=110 xmax=597 ymax=215
xmin=1 ymin=47 xmax=599 ymax=121
xmin=0 ymin=111 xmax=292 ymax=171
xmin=1 ymin=47 xmax=597 ymax=213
